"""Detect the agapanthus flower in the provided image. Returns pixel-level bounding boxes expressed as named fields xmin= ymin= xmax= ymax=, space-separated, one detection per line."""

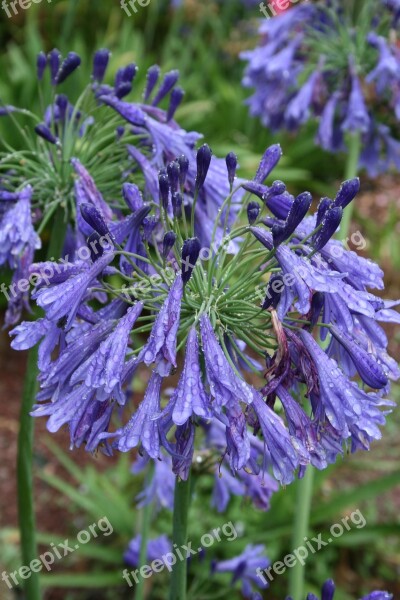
xmin=9 ymin=141 xmax=398 ymax=493
xmin=212 ymin=544 xmax=270 ymax=598
xmin=242 ymin=0 xmax=400 ymax=175
xmin=285 ymin=578 xmax=392 ymax=600
xmin=124 ymin=534 xmax=171 ymax=568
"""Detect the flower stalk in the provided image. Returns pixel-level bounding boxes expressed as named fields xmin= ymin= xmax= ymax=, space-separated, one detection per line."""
xmin=169 ymin=472 xmax=192 ymax=600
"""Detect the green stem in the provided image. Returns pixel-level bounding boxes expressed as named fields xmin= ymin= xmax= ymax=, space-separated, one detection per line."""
xmin=288 ymin=466 xmax=315 ymax=600
xmin=17 ymin=346 xmax=41 ymax=600
xmin=17 ymin=207 xmax=66 ymax=600
xmin=169 ymin=472 xmax=192 ymax=600
xmin=340 ymin=132 xmax=361 ymax=239
xmin=135 ymin=499 xmax=153 ymax=600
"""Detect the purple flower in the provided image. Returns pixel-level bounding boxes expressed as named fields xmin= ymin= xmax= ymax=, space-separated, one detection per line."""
xmin=212 ymin=544 xmax=270 ymax=597
xmin=101 ymin=371 xmax=163 ymax=456
xmin=0 ymin=185 xmax=41 ymax=269
xmin=143 ymin=275 xmax=183 ymax=376
xmin=70 ymin=302 xmax=143 ymax=400
xmin=299 ymin=330 xmax=390 ymax=445
xmin=33 ymin=250 xmax=114 ymax=329
xmin=241 ymin=2 xmax=400 ymax=176
xmin=166 ymin=327 xmax=212 ymax=425
xmin=133 ymin=454 xmax=175 ymax=511
xmin=211 ymin=466 xmax=246 ymax=512
xmin=251 ymin=392 xmax=299 ymax=485
xmin=200 ymin=314 xmax=254 ymax=411
xmin=124 ymin=534 xmax=171 ymax=568
xmin=341 ymin=73 xmax=370 ymax=133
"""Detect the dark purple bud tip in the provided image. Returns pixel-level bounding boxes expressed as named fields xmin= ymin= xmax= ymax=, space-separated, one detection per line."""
xmin=167 ymin=160 xmax=180 ymax=194
xmin=37 ymin=52 xmax=47 ymax=81
xmin=55 ymin=52 xmax=81 ymax=85
xmin=162 ymin=231 xmax=177 ymax=259
xmin=309 ymin=292 xmax=325 ymax=328
xmin=35 ymin=124 xmax=58 ymax=145
xmin=172 ymin=192 xmax=183 ymax=219
xmin=144 ymin=65 xmax=160 ymax=101
xmin=56 ymin=94 xmax=69 ymax=121
xmin=159 ymin=172 xmax=170 ymax=211
xmin=225 ymin=152 xmax=238 ymax=188
xmin=167 ymin=87 xmax=185 ymax=122
xmin=270 ymin=180 xmax=286 ymax=195
xmin=316 ymin=197 xmax=332 ymax=227
xmin=273 ymin=191 xmax=312 ymax=247
xmin=152 ymin=70 xmax=180 ymax=106
xmin=321 ymin=579 xmax=336 ymax=600
xmin=181 ymin=237 xmax=201 ymax=285
xmin=116 ymin=82 xmax=132 ymax=99
xmin=92 ymin=49 xmax=110 ymax=84
xmin=178 ymin=155 xmax=189 ymax=186
xmin=313 ymin=206 xmax=343 ymax=251
xmin=87 ymin=231 xmax=106 ymax=262
xmin=262 ymin=274 xmax=284 ymax=310
xmin=48 ymin=48 xmax=61 ymax=85
xmin=247 ymin=201 xmax=261 ymax=225
xmin=333 ymin=178 xmax=360 ymax=209
xmin=254 ymin=144 xmax=282 ymax=183
xmin=195 ymin=144 xmax=212 ymax=192
xmin=80 ymin=203 xmax=110 ymax=238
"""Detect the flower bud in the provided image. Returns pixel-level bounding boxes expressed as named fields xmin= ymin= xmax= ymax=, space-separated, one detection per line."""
xmin=92 ymin=49 xmax=110 ymax=84
xmin=195 ymin=144 xmax=212 ymax=192
xmin=162 ymin=231 xmax=177 ymax=259
xmin=177 ymin=155 xmax=189 ymax=187
xmin=80 ymin=203 xmax=110 ymax=237
xmin=181 ymin=237 xmax=201 ymax=285
xmin=37 ymin=52 xmax=47 ymax=81
xmin=172 ymin=192 xmax=183 ymax=219
xmin=167 ymin=87 xmax=185 ymax=122
xmin=144 ymin=65 xmax=160 ymax=101
xmin=225 ymin=152 xmax=238 ymax=188
xmin=159 ymin=172 xmax=170 ymax=211
xmin=55 ymin=52 xmax=81 ymax=85
xmin=247 ymin=201 xmax=260 ymax=225
xmin=167 ymin=161 xmax=180 ymax=194
xmin=34 ymin=124 xmax=58 ymax=145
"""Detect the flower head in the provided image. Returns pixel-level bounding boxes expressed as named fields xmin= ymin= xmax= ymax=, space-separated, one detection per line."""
xmin=242 ymin=1 xmax=400 ymax=175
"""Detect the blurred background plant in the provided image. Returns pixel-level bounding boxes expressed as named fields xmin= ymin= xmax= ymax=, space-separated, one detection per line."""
xmin=0 ymin=1 xmax=399 ymax=599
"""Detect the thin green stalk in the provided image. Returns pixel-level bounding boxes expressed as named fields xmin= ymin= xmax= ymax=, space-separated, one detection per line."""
xmin=17 ymin=346 xmax=40 ymax=600
xmin=135 ymin=496 xmax=153 ymax=600
xmin=340 ymin=132 xmax=361 ymax=239
xmin=17 ymin=207 xmax=66 ymax=600
xmin=169 ymin=472 xmax=192 ymax=600
xmin=287 ymin=466 xmax=315 ymax=600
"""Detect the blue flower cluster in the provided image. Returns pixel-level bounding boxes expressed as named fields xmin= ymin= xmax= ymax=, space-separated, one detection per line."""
xmin=9 ymin=136 xmax=399 ymax=494
xmin=242 ymin=0 xmax=400 ymax=175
